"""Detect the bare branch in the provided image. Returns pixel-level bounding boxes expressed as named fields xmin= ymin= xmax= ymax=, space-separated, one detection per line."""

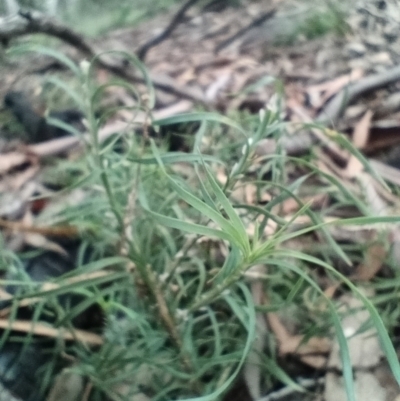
xmin=0 ymin=10 xmax=207 ymax=105
xmin=137 ymin=0 xmax=202 ymax=60
xmin=0 ymin=9 xmax=94 ymax=56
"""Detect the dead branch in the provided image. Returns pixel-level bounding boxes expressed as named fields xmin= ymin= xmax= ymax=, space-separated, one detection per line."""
xmin=137 ymin=0 xmax=202 ymax=60
xmin=215 ymin=8 xmax=276 ymax=53
xmin=0 ymin=319 xmax=103 ymax=345
xmin=0 ymin=9 xmax=93 ymax=55
xmin=317 ymin=64 xmax=400 ymax=125
xmin=0 ymin=217 xmax=79 ymax=237
xmin=28 ymin=100 xmax=193 ymax=157
xmin=0 ymin=9 xmax=207 ymax=105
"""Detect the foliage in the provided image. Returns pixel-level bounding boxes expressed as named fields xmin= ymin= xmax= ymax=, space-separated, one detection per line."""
xmin=2 ymin=44 xmax=400 ymax=401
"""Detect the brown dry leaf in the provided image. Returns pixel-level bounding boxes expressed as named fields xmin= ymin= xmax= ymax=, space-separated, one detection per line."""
xmin=342 ymin=110 xmax=373 ymax=178
xmin=307 ymin=69 xmax=363 ymax=93
xmin=352 ymin=110 xmax=373 ymax=149
xmin=324 ymin=283 xmax=340 ymax=299
xmin=0 ymin=319 xmax=103 ymax=345
xmin=275 ymin=193 xmax=328 ymax=215
xmin=267 ymin=312 xmax=330 ymax=369
xmin=307 ymin=68 xmax=364 ymax=109
xmin=353 ymin=243 xmax=387 ymax=281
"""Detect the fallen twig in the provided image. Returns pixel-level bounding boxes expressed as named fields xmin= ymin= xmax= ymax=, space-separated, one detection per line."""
xmin=0 ymin=318 xmax=103 ymax=345
xmin=137 ymin=0 xmax=201 ymax=60
xmin=215 ymin=8 xmax=276 ymax=53
xmin=0 ymin=217 xmax=80 ymax=237
xmin=317 ymin=65 xmax=400 ymax=125
xmin=28 ymin=100 xmax=193 ymax=157
xmin=0 ymin=9 xmax=207 ymax=105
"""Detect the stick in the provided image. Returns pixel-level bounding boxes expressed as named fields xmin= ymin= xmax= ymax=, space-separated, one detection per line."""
xmin=137 ymin=0 xmax=201 ymax=60
xmin=215 ymin=8 xmax=276 ymax=53
xmin=0 ymin=9 xmax=207 ymax=105
xmin=317 ymin=64 xmax=400 ymax=125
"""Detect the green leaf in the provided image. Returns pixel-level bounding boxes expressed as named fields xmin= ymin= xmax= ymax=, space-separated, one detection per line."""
xmin=8 ymin=44 xmax=81 ymax=75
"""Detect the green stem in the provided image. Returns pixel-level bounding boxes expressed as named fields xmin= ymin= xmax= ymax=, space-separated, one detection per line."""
xmin=83 ymin=78 xmax=124 ymax=231
xmin=188 ymin=271 xmax=243 ymax=312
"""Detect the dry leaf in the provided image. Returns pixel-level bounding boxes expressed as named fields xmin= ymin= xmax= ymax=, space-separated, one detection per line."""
xmin=353 ymin=243 xmax=386 ymax=281
xmin=352 ymin=110 xmax=373 ymax=149
xmin=267 ymin=312 xmax=330 ymax=368
xmin=307 ymin=69 xmax=364 ymax=109
xmin=343 ymin=110 xmax=373 ymax=178
xmin=275 ymin=193 xmax=328 ymax=215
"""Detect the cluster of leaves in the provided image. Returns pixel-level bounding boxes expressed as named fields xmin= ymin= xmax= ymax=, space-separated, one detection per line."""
xmin=2 ymin=45 xmax=400 ymax=401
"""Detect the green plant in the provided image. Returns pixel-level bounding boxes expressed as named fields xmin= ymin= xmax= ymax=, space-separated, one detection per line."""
xmin=3 ymin=45 xmax=400 ymax=401
xmin=274 ymin=1 xmax=349 ymax=46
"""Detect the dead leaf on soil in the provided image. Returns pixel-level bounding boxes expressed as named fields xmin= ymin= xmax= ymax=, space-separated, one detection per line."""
xmin=307 ymin=69 xmax=364 ymax=109
xmin=352 ymin=242 xmax=387 ymax=281
xmin=267 ymin=312 xmax=331 ymax=369
xmin=342 ymin=110 xmax=373 ymax=178
xmin=274 ymin=193 xmax=328 ymax=215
